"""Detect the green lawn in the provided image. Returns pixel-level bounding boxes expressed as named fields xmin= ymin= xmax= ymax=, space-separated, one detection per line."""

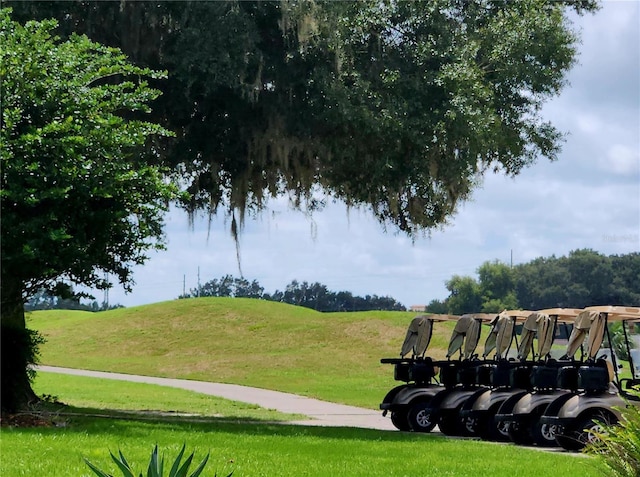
xmin=11 ymin=299 xmax=616 ymax=476
xmin=2 ymin=415 xmax=603 ymax=477
xmin=1 ymin=358 xmax=608 ymax=477
xmin=32 ymin=372 xmax=305 ymax=422
xmin=28 ymin=299 xmax=439 ymax=409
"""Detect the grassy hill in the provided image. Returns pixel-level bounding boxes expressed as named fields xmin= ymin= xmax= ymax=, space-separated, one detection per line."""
xmin=28 ymin=298 xmax=455 ymax=409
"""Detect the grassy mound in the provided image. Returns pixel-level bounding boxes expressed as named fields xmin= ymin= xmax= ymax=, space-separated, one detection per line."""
xmin=28 ymin=298 xmax=454 ymax=408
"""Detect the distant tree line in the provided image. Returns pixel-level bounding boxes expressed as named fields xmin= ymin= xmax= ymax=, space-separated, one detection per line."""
xmin=27 ymin=249 xmax=638 ymax=314
xmin=24 ymin=289 xmax=123 ymax=312
xmin=426 ymin=249 xmax=640 ymax=314
xmin=180 ymin=276 xmax=406 ymax=312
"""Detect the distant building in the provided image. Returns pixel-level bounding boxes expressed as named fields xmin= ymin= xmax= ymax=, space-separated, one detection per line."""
xmin=409 ymin=305 xmax=427 ymax=312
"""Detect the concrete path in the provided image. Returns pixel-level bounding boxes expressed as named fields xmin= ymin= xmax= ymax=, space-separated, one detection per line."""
xmin=36 ymin=366 xmax=396 ymax=431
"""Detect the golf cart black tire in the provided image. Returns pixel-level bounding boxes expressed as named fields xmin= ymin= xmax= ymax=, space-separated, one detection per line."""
xmin=557 ymin=412 xmax=616 ymax=451
xmin=532 ymin=420 xmax=559 ymax=447
xmin=480 ymin=410 xmax=510 ymax=442
xmin=573 ymin=411 xmax=617 ymax=450
xmin=407 ymin=401 xmax=436 ymax=433
xmin=507 ymin=420 xmax=533 ymax=446
xmin=390 ymin=409 xmax=412 ymax=432
xmin=438 ymin=411 xmax=462 ymax=436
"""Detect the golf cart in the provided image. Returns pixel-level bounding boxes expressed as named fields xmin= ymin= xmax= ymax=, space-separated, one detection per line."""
xmin=490 ymin=308 xmax=584 ymax=446
xmin=379 ymin=314 xmax=458 ymax=431
xmin=423 ymin=310 xmax=532 ymax=437
xmin=379 ymin=313 xmax=494 ymax=432
xmin=540 ymin=305 xmax=640 ymax=451
xmin=460 ymin=309 xmax=574 ymax=441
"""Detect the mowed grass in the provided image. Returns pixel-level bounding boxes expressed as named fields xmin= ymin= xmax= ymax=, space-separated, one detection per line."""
xmin=2 ymin=415 xmax=603 ymax=477
xmin=28 ymin=298 xmax=454 ymax=409
xmin=32 ymin=372 xmax=305 ymax=422
xmin=2 ymin=358 xmax=605 ymax=476
xmin=0 ymin=373 xmax=602 ymax=477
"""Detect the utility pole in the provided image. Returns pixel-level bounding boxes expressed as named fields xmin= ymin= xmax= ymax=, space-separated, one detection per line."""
xmin=183 ymin=274 xmax=186 ymax=297
xmin=103 ymin=272 xmax=109 ymax=308
xmin=197 ymin=266 xmax=201 ymax=297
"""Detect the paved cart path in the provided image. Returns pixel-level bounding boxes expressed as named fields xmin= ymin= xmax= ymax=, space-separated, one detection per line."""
xmin=36 ymin=366 xmax=396 ymax=431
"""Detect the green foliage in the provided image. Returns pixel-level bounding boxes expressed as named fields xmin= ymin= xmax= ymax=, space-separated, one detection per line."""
xmin=514 ymin=250 xmax=640 ymax=309
xmin=25 ymin=287 xmax=123 ymax=312
xmin=84 ymin=444 xmax=230 ymax=477
xmin=0 ymin=7 xmax=175 ymax=410
xmin=439 ymin=250 xmax=639 ymax=313
xmin=445 ymin=275 xmax=482 ymax=314
xmin=187 ymin=275 xmax=265 ymax=300
xmin=609 ymin=322 xmax=632 ymax=361
xmin=586 ymin=398 xmax=640 ymax=477
xmin=6 ymin=0 xmax=597 ymax=235
xmin=0 ymin=8 xmax=175 ymax=299
xmin=425 ymin=299 xmax=448 ymax=314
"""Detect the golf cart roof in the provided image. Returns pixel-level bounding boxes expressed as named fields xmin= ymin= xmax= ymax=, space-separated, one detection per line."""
xmin=502 ymin=310 xmax=535 ymax=320
xmin=584 ymin=306 xmax=640 ymax=322
xmin=416 ymin=313 xmax=460 ymax=322
xmin=462 ymin=313 xmax=498 ymax=322
xmin=539 ymin=308 xmax=583 ymax=321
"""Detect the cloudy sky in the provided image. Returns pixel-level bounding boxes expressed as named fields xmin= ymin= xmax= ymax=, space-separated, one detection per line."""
xmin=102 ymin=1 xmax=639 ymax=309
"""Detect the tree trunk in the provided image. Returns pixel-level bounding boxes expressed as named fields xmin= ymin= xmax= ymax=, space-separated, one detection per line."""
xmin=1 ymin=277 xmax=40 ymax=412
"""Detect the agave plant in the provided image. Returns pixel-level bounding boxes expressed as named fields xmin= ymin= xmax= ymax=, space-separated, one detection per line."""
xmin=84 ymin=444 xmax=233 ymax=477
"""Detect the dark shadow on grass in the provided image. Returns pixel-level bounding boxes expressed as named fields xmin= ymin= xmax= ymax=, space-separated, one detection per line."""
xmin=9 ymin=403 xmax=446 ymax=444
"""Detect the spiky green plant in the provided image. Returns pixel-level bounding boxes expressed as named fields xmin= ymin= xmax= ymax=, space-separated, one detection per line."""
xmin=586 ymin=397 xmax=640 ymax=477
xmin=84 ymin=444 xmax=232 ymax=477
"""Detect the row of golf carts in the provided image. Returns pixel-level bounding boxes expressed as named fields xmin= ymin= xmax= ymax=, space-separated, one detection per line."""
xmin=379 ymin=305 xmax=640 ymax=451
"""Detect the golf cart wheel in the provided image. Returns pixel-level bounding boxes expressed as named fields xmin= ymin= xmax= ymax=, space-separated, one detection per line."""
xmin=573 ymin=412 xmax=615 ymax=450
xmin=462 ymin=415 xmax=479 ymax=437
xmin=479 ymin=407 xmax=510 ymax=442
xmin=438 ymin=411 xmax=462 ymax=436
xmin=556 ymin=412 xmax=615 ymax=451
xmin=407 ymin=401 xmax=436 ymax=433
xmin=532 ymin=421 xmax=559 ymax=447
xmin=390 ymin=409 xmax=412 ymax=432
xmin=507 ymin=420 xmax=533 ymax=446
xmin=488 ymin=415 xmax=511 ymax=442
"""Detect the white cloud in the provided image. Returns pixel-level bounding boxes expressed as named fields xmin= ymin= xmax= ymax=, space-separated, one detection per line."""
xmin=605 ymin=144 xmax=640 ymax=174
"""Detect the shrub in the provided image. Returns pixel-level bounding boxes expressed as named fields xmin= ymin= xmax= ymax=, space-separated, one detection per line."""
xmin=585 ymin=397 xmax=640 ymax=477
xmin=84 ymin=444 xmax=233 ymax=477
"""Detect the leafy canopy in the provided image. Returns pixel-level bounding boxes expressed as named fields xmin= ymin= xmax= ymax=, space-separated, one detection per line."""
xmin=0 ymin=9 xmax=176 ymax=300
xmin=7 ymin=0 xmax=598 ymax=235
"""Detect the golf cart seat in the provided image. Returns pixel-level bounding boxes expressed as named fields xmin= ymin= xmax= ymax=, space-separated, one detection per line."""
xmin=509 ymin=365 xmax=533 ymax=389
xmin=557 ymin=365 xmax=580 ymax=391
xmin=578 ymin=359 xmax=613 ymax=393
xmin=439 ymin=361 xmax=460 ymax=387
xmin=530 ymin=364 xmax=560 ymax=390
xmin=475 ymin=364 xmax=494 ymax=386
xmin=408 ymin=357 xmax=436 ymax=383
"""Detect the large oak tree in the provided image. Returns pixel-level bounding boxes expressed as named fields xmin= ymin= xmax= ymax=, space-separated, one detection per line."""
xmin=8 ymin=0 xmax=598 ymax=233
xmin=0 ymin=10 xmax=175 ymax=411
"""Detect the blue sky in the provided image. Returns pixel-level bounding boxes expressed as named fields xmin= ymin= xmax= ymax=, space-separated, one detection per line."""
xmin=102 ymin=1 xmax=640 ymax=309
